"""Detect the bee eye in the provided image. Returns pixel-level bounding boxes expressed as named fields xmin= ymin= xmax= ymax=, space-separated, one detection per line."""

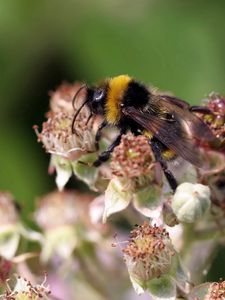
xmin=94 ymin=89 xmax=105 ymax=101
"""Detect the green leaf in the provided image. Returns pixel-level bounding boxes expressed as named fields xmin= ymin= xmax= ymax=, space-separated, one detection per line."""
xmin=147 ymin=275 xmax=176 ymax=300
xmin=72 ymin=153 xmax=98 ymax=188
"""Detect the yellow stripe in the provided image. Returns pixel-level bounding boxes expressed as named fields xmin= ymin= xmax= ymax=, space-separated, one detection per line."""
xmin=143 ymin=130 xmax=176 ymax=160
xmin=143 ymin=130 xmax=153 ymax=139
xmin=105 ymin=75 xmax=132 ymax=124
xmin=162 ymin=149 xmax=176 ymax=160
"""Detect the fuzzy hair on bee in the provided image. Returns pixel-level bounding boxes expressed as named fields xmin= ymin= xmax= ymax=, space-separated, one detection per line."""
xmin=72 ymin=75 xmax=216 ymax=192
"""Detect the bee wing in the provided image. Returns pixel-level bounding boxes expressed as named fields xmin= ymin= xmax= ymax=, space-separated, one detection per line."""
xmin=156 ymin=95 xmax=191 ymax=109
xmin=154 ymin=95 xmax=215 ymax=142
xmin=122 ymin=106 xmax=204 ymax=168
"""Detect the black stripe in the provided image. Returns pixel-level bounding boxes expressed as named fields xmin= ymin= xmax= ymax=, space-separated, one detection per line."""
xmin=123 ymin=80 xmax=150 ymax=108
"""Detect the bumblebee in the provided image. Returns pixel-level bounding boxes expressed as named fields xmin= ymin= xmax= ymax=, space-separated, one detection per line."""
xmin=72 ymin=75 xmax=215 ymax=191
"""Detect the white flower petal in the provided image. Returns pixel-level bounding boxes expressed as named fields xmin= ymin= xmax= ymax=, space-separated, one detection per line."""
xmin=133 ymin=186 xmax=163 ymax=222
xmin=52 ymin=155 xmax=72 ymax=191
xmin=19 ymin=225 xmax=44 ymax=243
xmin=165 ymin=224 xmax=183 ymax=252
xmin=40 ymin=226 xmax=77 ymax=263
xmin=89 ymin=195 xmax=105 ymax=224
xmin=187 ymin=282 xmax=211 ymax=300
xmin=103 ymin=179 xmax=132 ymax=223
xmin=129 ymin=274 xmax=145 ymax=295
xmin=0 ymin=226 xmax=20 ymax=259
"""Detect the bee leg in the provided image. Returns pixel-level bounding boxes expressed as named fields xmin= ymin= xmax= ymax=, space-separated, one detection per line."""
xmin=149 ymin=139 xmax=178 ymax=192
xmin=190 ymin=106 xmax=212 ymax=114
xmin=95 ymin=121 xmax=108 ymax=151
xmin=93 ymin=130 xmax=125 ymax=167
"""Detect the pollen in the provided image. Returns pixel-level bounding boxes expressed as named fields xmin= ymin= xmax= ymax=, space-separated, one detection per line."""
xmin=2 ymin=275 xmax=51 ymax=300
xmin=35 ymin=109 xmax=95 ymax=159
xmin=205 ymin=280 xmax=225 ymax=300
xmin=111 ymin=133 xmax=153 ymax=178
xmin=105 ymin=75 xmax=132 ymax=124
xmin=34 ymin=82 xmax=98 ymax=160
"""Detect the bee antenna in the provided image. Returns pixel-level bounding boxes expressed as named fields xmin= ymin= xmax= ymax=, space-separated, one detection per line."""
xmin=71 ymin=84 xmax=88 ymax=135
xmin=72 ymin=83 xmax=87 ymax=110
xmin=71 ymin=98 xmax=89 ymax=135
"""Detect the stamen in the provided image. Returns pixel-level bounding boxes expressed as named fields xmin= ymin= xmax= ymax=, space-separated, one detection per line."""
xmin=85 ymin=112 xmax=93 ymax=126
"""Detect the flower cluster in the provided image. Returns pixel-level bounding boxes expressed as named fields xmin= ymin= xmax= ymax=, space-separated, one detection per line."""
xmin=121 ymin=222 xmax=185 ymax=299
xmin=0 ymin=192 xmax=41 ymax=260
xmin=111 ymin=133 xmax=155 ymax=182
xmin=103 ymin=133 xmax=163 ymax=222
xmin=0 ymin=82 xmax=221 ymax=299
xmin=34 ymin=190 xmax=106 ymax=262
xmin=189 ymin=280 xmax=225 ymax=300
xmin=123 ymin=222 xmax=175 ymax=281
xmin=34 ymin=82 xmax=105 ymax=190
xmin=1 ymin=275 xmax=51 ymax=300
xmin=35 ymin=190 xmax=81 ymax=229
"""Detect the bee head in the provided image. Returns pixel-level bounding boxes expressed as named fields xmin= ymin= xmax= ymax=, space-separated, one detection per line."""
xmin=86 ymin=87 xmax=106 ymax=115
xmin=71 ymin=84 xmax=106 ymax=134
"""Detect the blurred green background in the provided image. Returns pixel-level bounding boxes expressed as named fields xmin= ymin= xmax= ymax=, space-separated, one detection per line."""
xmin=0 ymin=0 xmax=225 ymax=278
xmin=1 ymin=0 xmax=225 ymax=211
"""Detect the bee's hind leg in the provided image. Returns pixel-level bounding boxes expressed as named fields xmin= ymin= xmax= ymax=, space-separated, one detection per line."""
xmin=189 ymin=106 xmax=212 ymax=114
xmin=149 ymin=138 xmax=178 ymax=192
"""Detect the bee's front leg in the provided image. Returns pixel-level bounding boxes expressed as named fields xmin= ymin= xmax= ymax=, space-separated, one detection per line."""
xmin=93 ymin=129 xmax=125 ymax=167
xmin=95 ymin=120 xmax=108 ymax=151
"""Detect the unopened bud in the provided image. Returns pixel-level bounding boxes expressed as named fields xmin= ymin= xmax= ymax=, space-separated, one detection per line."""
xmin=172 ymin=183 xmax=211 ymax=223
